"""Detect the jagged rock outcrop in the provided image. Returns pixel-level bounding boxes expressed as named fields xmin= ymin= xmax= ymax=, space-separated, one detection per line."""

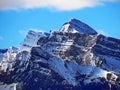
xmin=0 ymin=18 xmax=120 ymax=90
xmin=38 ymin=31 xmax=97 ymax=65
xmin=0 ymin=49 xmax=7 ymax=61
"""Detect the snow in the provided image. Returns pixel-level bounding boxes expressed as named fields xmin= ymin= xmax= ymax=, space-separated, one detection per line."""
xmin=34 ymin=59 xmax=48 ymax=64
xmin=1 ymin=63 xmax=8 ymax=72
xmin=39 ymin=67 xmax=51 ymax=76
xmin=60 ymin=23 xmax=70 ymax=32
xmin=78 ymin=66 xmax=118 ymax=84
xmin=48 ymin=56 xmax=114 ymax=85
xmin=0 ymin=83 xmax=17 ymax=90
xmin=102 ymin=56 xmax=120 ymax=74
xmin=90 ymin=67 xmax=108 ymax=79
xmin=0 ymin=53 xmax=4 ymax=61
xmin=60 ymin=18 xmax=97 ymax=34
xmin=19 ymin=30 xmax=48 ymax=51
xmin=0 ymin=47 xmax=18 ymax=72
xmin=0 ymin=49 xmax=7 ymax=61
xmin=0 ymin=19 xmax=119 ymax=89
xmin=42 ymin=41 xmax=74 ymax=55
xmin=18 ymin=52 xmax=30 ymax=68
xmin=8 ymin=47 xmax=18 ymax=52
xmin=48 ymin=57 xmax=77 ymax=86
xmin=74 ymin=44 xmax=87 ymax=51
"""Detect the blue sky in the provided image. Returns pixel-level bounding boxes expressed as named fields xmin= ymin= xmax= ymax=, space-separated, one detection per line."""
xmin=0 ymin=0 xmax=120 ymax=48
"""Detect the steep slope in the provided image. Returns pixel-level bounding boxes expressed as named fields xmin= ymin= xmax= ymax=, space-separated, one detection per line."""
xmin=93 ymin=35 xmax=120 ymax=74
xmin=38 ymin=31 xmax=97 ymax=65
xmin=0 ymin=19 xmax=120 ymax=90
xmin=60 ymin=18 xmax=97 ymax=34
xmin=0 ymin=47 xmax=18 ymax=72
xmin=19 ymin=30 xmax=49 ymax=51
xmin=0 ymin=49 xmax=7 ymax=61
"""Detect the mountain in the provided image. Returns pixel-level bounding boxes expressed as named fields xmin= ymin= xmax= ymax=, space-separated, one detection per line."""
xmin=0 ymin=49 xmax=7 ymax=61
xmin=60 ymin=18 xmax=97 ymax=34
xmin=0 ymin=18 xmax=120 ymax=90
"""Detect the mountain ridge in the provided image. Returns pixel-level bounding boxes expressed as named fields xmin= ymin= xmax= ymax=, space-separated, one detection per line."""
xmin=60 ymin=18 xmax=97 ymax=34
xmin=0 ymin=18 xmax=120 ymax=90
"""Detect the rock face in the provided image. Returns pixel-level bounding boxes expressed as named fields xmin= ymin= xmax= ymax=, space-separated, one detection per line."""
xmin=0 ymin=49 xmax=7 ymax=61
xmin=93 ymin=35 xmax=120 ymax=59
xmin=38 ymin=31 xmax=97 ymax=65
xmin=19 ymin=30 xmax=49 ymax=51
xmin=0 ymin=18 xmax=120 ymax=90
xmin=60 ymin=18 xmax=97 ymax=34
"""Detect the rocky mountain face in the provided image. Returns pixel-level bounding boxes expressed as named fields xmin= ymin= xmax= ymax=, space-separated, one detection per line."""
xmin=0 ymin=49 xmax=7 ymax=61
xmin=0 ymin=18 xmax=120 ymax=90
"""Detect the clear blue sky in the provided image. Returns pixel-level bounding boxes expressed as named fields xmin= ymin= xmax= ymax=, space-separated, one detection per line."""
xmin=0 ymin=1 xmax=120 ymax=48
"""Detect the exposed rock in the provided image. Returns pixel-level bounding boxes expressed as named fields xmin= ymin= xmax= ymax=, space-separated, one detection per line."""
xmin=0 ymin=19 xmax=120 ymax=90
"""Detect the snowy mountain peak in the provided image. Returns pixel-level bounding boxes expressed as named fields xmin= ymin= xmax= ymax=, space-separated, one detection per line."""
xmin=0 ymin=19 xmax=120 ymax=90
xmin=8 ymin=46 xmax=18 ymax=53
xmin=60 ymin=18 xmax=97 ymax=34
xmin=19 ymin=30 xmax=49 ymax=51
xmin=0 ymin=49 xmax=7 ymax=61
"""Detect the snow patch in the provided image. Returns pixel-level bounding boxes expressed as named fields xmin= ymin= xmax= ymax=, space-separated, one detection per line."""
xmin=102 ymin=56 xmax=120 ymax=74
xmin=19 ymin=30 xmax=48 ymax=51
xmin=48 ymin=56 xmax=114 ymax=86
xmin=60 ymin=18 xmax=97 ymax=34
xmin=48 ymin=57 xmax=77 ymax=86
xmin=0 ymin=83 xmax=17 ymax=90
